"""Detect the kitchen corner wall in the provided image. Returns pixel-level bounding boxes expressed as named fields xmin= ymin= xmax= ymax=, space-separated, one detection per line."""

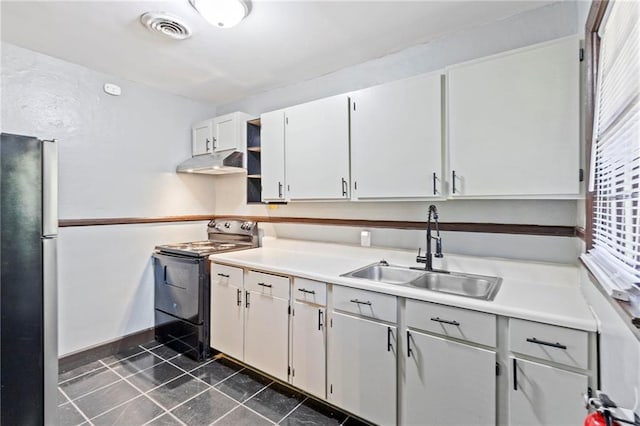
xmin=1 ymin=42 xmax=218 ymax=356
xmin=213 ymin=1 xmax=588 ymax=264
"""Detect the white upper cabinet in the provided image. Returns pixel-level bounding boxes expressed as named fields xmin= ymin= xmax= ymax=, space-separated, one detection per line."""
xmin=285 ymin=94 xmax=350 ymax=200
xmin=192 ymin=112 xmax=250 ymax=157
xmin=192 ymin=120 xmax=214 ymax=156
xmin=351 ymin=72 xmax=444 ymax=199
xmin=447 ymin=36 xmax=580 ymax=198
xmin=260 ymin=109 xmax=286 ymax=202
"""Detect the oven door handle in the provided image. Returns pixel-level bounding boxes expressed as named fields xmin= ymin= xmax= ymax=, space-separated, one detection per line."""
xmin=162 ymin=265 xmax=186 ymax=289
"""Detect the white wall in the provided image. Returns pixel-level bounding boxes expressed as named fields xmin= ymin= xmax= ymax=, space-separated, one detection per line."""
xmin=58 ymin=223 xmax=208 ymax=355
xmin=1 ymin=42 xmax=218 ymax=355
xmin=214 ymin=2 xmax=585 ymax=263
xmin=218 ymin=1 xmax=584 ymax=116
xmin=1 ymin=42 xmax=217 ymax=219
xmin=580 ymin=266 xmax=640 ymax=412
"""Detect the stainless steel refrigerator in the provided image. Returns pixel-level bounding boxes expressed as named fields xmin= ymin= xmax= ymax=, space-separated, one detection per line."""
xmin=1 ymin=133 xmax=58 ymax=425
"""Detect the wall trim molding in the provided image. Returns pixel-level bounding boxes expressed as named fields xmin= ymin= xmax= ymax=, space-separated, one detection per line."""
xmin=59 ymin=328 xmax=155 ymax=373
xmin=59 ymin=214 xmax=578 ymax=237
xmin=59 ymin=215 xmax=214 ymax=227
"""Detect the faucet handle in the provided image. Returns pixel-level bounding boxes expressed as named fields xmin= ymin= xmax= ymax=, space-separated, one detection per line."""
xmin=416 ymin=247 xmax=427 ymax=264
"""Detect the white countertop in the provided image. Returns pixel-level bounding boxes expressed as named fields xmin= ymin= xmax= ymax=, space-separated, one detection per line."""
xmin=210 ymin=237 xmax=597 ymax=332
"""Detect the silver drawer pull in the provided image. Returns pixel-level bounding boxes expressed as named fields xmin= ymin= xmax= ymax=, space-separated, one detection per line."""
xmin=350 ymin=299 xmax=372 ymax=306
xmin=526 ymin=337 xmax=567 ymax=350
xmin=430 ymin=317 xmax=460 ymax=326
xmin=217 ymin=273 xmax=230 ymax=278
xmin=257 ymin=282 xmax=272 ymax=288
xmin=298 ymin=288 xmax=316 ymax=294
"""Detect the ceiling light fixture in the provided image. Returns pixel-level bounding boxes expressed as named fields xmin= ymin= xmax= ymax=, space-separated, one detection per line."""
xmin=190 ymin=0 xmax=249 ymax=29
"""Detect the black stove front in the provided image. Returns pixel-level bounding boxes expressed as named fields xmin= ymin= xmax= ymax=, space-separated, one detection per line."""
xmin=153 ymin=252 xmax=210 ymax=361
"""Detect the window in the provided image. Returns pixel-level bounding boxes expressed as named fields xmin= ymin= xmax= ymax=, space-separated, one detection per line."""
xmin=585 ymin=0 xmax=640 ymax=297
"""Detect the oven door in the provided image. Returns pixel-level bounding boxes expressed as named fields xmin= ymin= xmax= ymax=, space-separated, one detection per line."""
xmin=153 ymin=253 xmax=204 ymax=324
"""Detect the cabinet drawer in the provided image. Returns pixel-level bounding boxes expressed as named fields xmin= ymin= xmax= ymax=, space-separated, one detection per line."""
xmin=509 ymin=318 xmax=588 ymax=370
xmin=406 ymin=299 xmax=496 ymax=347
xmin=333 ymin=286 xmax=396 ymax=323
xmin=212 ymin=263 xmax=244 ymax=287
xmin=293 ymin=278 xmax=327 ymax=306
xmin=246 ymin=270 xmax=290 ymax=299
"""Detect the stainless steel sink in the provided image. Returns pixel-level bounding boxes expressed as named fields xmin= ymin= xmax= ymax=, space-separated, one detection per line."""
xmin=341 ymin=261 xmax=501 ymax=301
xmin=408 ymin=271 xmax=502 ymax=301
xmin=341 ymin=263 xmax=426 ymax=284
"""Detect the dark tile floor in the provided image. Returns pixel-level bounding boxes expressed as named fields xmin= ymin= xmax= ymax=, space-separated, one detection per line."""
xmin=58 ymin=341 xmax=371 ymax=426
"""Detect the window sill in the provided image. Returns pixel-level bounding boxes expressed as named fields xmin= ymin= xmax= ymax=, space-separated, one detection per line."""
xmin=580 ymin=256 xmax=640 ymax=340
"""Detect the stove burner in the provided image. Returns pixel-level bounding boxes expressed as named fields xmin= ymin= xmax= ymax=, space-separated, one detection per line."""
xmin=155 ymin=240 xmax=253 ymax=258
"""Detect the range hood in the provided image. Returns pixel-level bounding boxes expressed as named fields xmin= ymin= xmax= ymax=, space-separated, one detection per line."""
xmin=176 ymin=151 xmax=245 ymax=175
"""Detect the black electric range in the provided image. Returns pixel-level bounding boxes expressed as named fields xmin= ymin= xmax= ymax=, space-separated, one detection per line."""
xmin=152 ymin=219 xmax=259 ymax=360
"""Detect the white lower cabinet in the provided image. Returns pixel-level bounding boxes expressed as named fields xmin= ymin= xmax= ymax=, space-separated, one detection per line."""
xmin=405 ymin=330 xmax=496 ymax=426
xmin=291 ymin=301 xmax=326 ymax=398
xmin=212 ymin=266 xmax=596 ymax=426
xmin=328 ymin=312 xmax=397 ymax=426
xmin=509 ymin=357 xmax=588 ymax=426
xmin=210 ymin=264 xmax=290 ymax=381
xmin=244 ymin=290 xmax=290 ymax=382
xmin=210 ymin=264 xmax=244 ymax=361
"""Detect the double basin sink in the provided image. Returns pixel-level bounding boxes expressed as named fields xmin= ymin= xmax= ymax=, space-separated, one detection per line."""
xmin=341 ymin=261 xmax=502 ymax=301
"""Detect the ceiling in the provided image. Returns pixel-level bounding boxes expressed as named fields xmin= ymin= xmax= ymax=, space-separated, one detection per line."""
xmin=1 ymin=1 xmax=555 ymax=105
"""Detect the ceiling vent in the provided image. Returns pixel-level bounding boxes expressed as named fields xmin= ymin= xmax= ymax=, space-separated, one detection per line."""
xmin=140 ymin=12 xmax=192 ymax=40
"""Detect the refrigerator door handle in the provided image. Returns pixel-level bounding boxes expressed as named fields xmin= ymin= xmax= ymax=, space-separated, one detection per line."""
xmin=42 ymin=139 xmax=58 ymax=237
xmin=42 ymin=237 xmax=58 ymax=424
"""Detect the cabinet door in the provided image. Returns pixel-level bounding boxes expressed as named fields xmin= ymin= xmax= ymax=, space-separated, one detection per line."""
xmin=285 ymin=94 xmax=350 ymax=200
xmin=244 ymin=291 xmax=289 ymax=382
xmin=291 ymin=302 xmax=325 ymax=399
xmin=192 ymin=120 xmax=213 ymax=155
xmin=213 ymin=114 xmax=238 ymax=151
xmin=448 ymin=36 xmax=580 ymax=197
xmin=351 ymin=72 xmax=443 ymax=199
xmin=260 ymin=110 xmax=286 ymax=201
xmin=327 ymin=312 xmax=396 ymax=425
xmin=406 ymin=330 xmax=496 ymax=426
xmin=509 ymin=357 xmax=588 ymax=425
xmin=210 ymin=270 xmax=244 ymax=361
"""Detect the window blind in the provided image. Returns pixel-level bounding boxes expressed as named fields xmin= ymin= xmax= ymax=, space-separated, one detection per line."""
xmin=589 ymin=0 xmax=640 ymax=293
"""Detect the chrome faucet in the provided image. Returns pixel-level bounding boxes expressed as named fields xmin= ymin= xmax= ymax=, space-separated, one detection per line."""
xmin=416 ymin=204 xmax=444 ymax=271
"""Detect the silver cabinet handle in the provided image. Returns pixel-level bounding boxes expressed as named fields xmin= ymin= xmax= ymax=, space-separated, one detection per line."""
xmin=513 ymin=359 xmax=518 ymax=391
xmin=257 ymin=282 xmax=272 ymax=288
xmin=318 ymin=309 xmax=324 ymax=330
xmin=278 ymin=182 xmax=283 ymax=198
xmin=245 ymin=291 xmax=250 ymax=308
xmin=433 ymin=172 xmax=439 ymax=195
xmin=350 ymin=299 xmax=372 ymax=306
xmin=217 ymin=273 xmax=229 ymax=278
xmin=236 ymin=288 xmax=242 ymax=306
xmin=298 ymin=288 xmax=315 ymax=294
xmin=341 ymin=178 xmax=348 ymax=197
xmin=407 ymin=330 xmax=413 ymax=358
xmin=430 ymin=317 xmax=460 ymax=326
xmin=387 ymin=327 xmax=393 ymax=352
xmin=206 ymin=138 xmax=211 ymax=152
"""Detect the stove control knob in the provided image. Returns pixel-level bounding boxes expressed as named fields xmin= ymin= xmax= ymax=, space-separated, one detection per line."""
xmin=224 ymin=222 xmax=231 ymax=229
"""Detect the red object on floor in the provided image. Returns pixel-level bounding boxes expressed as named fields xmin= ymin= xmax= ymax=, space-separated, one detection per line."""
xmin=584 ymin=411 xmax=621 ymax=426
